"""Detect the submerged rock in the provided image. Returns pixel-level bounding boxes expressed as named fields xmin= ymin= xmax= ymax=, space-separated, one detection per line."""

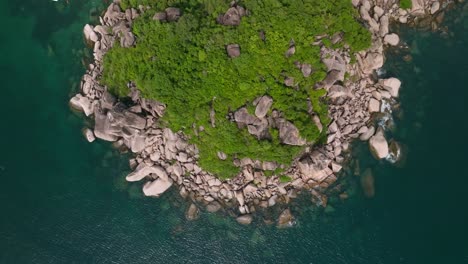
xmin=360 ymin=168 xmax=375 ymax=198
xmin=277 ymin=209 xmax=294 ymax=228
xmin=186 ymin=203 xmax=200 ymax=221
xmin=236 ymin=214 xmax=253 ymax=225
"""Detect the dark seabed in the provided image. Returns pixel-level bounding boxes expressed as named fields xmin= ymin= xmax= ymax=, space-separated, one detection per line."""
xmin=0 ymin=0 xmax=467 ymax=263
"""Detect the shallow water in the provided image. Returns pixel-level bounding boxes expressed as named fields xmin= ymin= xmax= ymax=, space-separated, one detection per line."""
xmin=0 ymin=1 xmax=467 ymax=263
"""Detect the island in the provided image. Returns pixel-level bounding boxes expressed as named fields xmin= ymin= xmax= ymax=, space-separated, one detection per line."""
xmin=71 ymin=0 xmax=448 ymax=226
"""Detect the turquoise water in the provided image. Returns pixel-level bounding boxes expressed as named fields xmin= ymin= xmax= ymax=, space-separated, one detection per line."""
xmin=1 ymin=0 xmax=467 ymax=263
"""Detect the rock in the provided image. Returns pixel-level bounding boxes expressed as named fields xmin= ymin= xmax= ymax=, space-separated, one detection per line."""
xmin=312 ymin=114 xmax=323 ymax=133
xmin=368 ymin=98 xmax=380 ymax=113
xmin=360 ymin=126 xmax=375 ymax=141
xmin=235 ymin=191 xmax=245 ymax=206
xmin=120 ymin=31 xmax=135 ymax=48
xmin=218 ymin=7 xmax=241 ymax=26
xmin=379 ymin=15 xmax=389 ymax=37
xmin=277 ymin=209 xmax=294 ymax=228
xmin=388 ymin=140 xmax=403 ymax=164
xmin=70 ymin=94 xmax=94 ymax=116
xmin=165 ymin=7 xmax=181 ymax=22
xmin=254 ymin=96 xmax=273 ymax=118
xmin=217 ymin=151 xmax=227 ymax=160
xmin=142 ymin=177 xmax=173 ymax=197
xmin=226 ymin=44 xmax=240 ymax=58
xmin=130 ymin=132 xmax=146 ymax=153
xmin=301 ymin=63 xmax=313 ymax=77
xmin=285 ymin=45 xmax=295 ymax=57
xmin=381 ymin=77 xmax=401 ymax=97
xmin=331 ymin=162 xmax=342 ymax=173
xmin=93 ymin=110 xmax=119 ymax=142
xmin=186 ymin=203 xmax=200 ymax=220
xmin=369 ymin=128 xmax=389 ymax=159
xmin=374 ymin=6 xmax=384 ymax=18
xmin=203 ymin=201 xmax=221 ymax=214
xmin=83 ymin=24 xmax=98 ymax=43
xmin=431 ymin=2 xmax=440 ymax=14
xmin=298 ymin=151 xmax=333 ymax=182
xmin=236 ymin=215 xmax=253 ymax=225
xmin=83 ymin=128 xmax=95 ymax=143
xmin=360 ymin=168 xmax=375 ymax=198
xmin=384 ymin=33 xmax=400 ymax=46
xmin=359 ymin=52 xmax=384 ymax=74
xmin=284 ymin=77 xmax=295 ymax=87
xmin=328 ymin=85 xmax=349 ymax=99
xmin=278 ymin=120 xmax=306 ymax=146
xmin=153 ymin=12 xmax=167 ymax=21
xmin=126 ymin=165 xmax=168 ymax=182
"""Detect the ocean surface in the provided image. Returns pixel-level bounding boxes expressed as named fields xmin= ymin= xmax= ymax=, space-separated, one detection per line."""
xmin=0 ymin=0 xmax=467 ymax=263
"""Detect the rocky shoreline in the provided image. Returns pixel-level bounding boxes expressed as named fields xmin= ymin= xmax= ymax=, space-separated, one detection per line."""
xmin=70 ymin=0 xmax=454 ymax=226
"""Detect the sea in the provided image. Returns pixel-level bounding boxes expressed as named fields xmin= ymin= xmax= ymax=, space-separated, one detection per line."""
xmin=0 ymin=0 xmax=467 ymax=263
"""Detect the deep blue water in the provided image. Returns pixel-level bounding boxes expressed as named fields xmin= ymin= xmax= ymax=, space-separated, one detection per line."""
xmin=0 ymin=1 xmax=467 ymax=263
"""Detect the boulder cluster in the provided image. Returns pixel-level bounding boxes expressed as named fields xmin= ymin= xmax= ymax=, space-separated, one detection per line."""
xmin=71 ymin=0 xmax=450 ymax=225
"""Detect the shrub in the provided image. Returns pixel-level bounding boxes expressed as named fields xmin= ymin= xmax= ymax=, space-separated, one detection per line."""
xmin=400 ymin=0 xmax=412 ymax=9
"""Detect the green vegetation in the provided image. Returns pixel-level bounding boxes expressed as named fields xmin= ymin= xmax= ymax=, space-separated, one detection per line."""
xmin=400 ymin=0 xmax=412 ymax=9
xmin=102 ymin=0 xmax=371 ymax=179
xmin=279 ymin=175 xmax=293 ymax=183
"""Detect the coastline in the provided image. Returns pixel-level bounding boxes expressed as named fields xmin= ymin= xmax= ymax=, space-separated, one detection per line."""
xmin=70 ymin=0 xmax=455 ymax=225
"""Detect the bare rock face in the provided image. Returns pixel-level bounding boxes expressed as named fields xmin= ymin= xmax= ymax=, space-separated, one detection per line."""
xmin=359 ymin=52 xmax=384 ymax=74
xmin=360 ymin=168 xmax=375 ymax=198
xmin=236 ymin=214 xmax=253 ymax=225
xmin=142 ymin=177 xmax=173 ymax=197
xmin=226 ymin=44 xmax=240 ymax=58
xmin=186 ymin=203 xmax=200 ymax=221
xmin=278 ymin=120 xmax=306 ymax=146
xmin=277 ymin=209 xmax=294 ymax=228
xmin=381 ymin=77 xmax=401 ymax=97
xmin=384 ymin=33 xmax=400 ymax=46
xmin=254 ymin=96 xmax=273 ymax=118
xmin=369 ymin=128 xmax=389 ymax=159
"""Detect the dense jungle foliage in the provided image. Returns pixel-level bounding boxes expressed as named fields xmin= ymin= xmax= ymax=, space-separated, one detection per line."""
xmin=102 ymin=0 xmax=371 ymax=178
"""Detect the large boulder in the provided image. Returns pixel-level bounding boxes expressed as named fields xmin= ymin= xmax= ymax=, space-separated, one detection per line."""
xmin=254 ymin=96 xmax=273 ymax=118
xmin=70 ymin=94 xmax=95 ymax=116
xmin=142 ymin=177 xmax=173 ymax=197
xmin=359 ymin=52 xmax=384 ymax=74
xmin=384 ymin=33 xmax=400 ymax=46
xmin=126 ymin=165 xmax=168 ymax=182
xmin=83 ymin=24 xmax=98 ymax=43
xmin=226 ymin=44 xmax=240 ymax=58
xmin=369 ymin=128 xmax=389 ymax=159
xmin=165 ymin=7 xmax=181 ymax=22
xmin=94 ymin=110 xmax=120 ymax=141
xmin=381 ymin=77 xmax=401 ymax=97
xmin=278 ymin=120 xmax=306 ymax=146
xmin=218 ymin=7 xmax=241 ymax=26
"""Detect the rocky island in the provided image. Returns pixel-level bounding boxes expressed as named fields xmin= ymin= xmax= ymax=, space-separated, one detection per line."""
xmin=71 ymin=0 xmax=453 ymax=225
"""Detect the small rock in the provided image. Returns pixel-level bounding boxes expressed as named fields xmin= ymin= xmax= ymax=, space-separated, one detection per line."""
xmin=368 ymin=98 xmax=380 ymax=113
xmin=165 ymin=7 xmax=181 ymax=22
xmin=381 ymin=77 xmax=401 ymax=97
xmin=360 ymin=168 xmax=375 ymax=198
xmin=431 ymin=2 xmax=440 ymax=14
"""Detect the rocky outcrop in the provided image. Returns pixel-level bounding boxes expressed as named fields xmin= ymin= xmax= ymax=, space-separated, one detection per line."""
xmin=72 ymin=0 xmax=451 ymax=222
